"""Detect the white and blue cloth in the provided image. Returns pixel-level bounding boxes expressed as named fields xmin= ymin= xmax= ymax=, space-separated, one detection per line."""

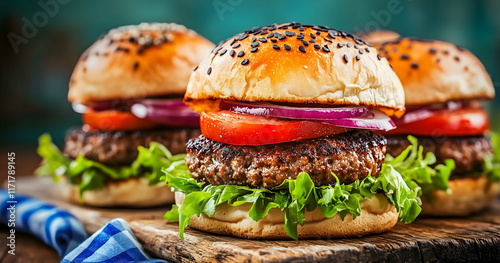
xmin=0 ymin=189 xmax=87 ymax=256
xmin=0 ymin=189 xmax=167 ymax=262
xmin=62 ymin=218 xmax=168 ymax=263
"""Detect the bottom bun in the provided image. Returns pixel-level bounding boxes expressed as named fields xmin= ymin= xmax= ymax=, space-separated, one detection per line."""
xmin=60 ymin=177 xmax=174 ymax=207
xmin=175 ymin=192 xmax=398 ymax=239
xmin=421 ymin=176 xmax=499 ymax=216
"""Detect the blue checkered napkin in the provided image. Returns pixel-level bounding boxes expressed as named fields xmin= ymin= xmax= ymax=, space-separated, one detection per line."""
xmin=0 ymin=189 xmax=87 ymax=256
xmin=62 ymin=218 xmax=168 ymax=263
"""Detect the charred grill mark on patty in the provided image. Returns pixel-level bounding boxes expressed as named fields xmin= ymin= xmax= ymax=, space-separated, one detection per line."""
xmin=185 ymin=130 xmax=387 ymax=189
xmin=385 ymin=134 xmax=493 ymax=176
xmin=64 ymin=127 xmax=201 ymax=165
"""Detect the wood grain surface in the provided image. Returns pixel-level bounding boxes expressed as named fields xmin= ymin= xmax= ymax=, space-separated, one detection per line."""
xmin=10 ymin=176 xmax=500 ymax=263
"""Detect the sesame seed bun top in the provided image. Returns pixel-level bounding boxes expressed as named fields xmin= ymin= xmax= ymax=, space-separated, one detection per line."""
xmin=376 ymin=38 xmax=494 ymax=106
xmin=68 ymin=22 xmax=215 ymax=104
xmin=184 ymin=22 xmax=406 ymax=117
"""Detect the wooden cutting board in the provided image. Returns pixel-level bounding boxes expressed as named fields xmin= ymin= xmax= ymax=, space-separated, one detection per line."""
xmin=13 ymin=176 xmax=500 ymax=263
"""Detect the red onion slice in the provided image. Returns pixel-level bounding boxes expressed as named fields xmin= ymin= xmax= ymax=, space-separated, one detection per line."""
xmin=319 ymin=110 xmax=396 ymax=131
xmin=135 ymin=98 xmax=187 ymax=109
xmin=131 ymin=103 xmax=199 ymax=127
xmin=220 ymin=101 xmax=370 ymax=120
xmin=394 ymin=101 xmax=464 ymax=125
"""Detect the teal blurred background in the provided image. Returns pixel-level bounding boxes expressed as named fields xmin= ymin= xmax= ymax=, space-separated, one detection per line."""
xmin=1 ymin=0 xmax=499 ymax=147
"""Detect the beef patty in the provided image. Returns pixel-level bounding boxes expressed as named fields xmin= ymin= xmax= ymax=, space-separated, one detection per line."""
xmin=386 ymin=135 xmax=493 ymax=176
xmin=64 ymin=127 xmax=201 ymax=165
xmin=185 ymin=130 xmax=387 ymax=189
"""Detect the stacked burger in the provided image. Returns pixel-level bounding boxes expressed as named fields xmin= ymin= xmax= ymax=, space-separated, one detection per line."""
xmin=375 ymin=37 xmax=499 ymax=216
xmin=163 ymin=23 xmax=444 ymax=240
xmin=37 ymin=23 xmax=214 ymax=207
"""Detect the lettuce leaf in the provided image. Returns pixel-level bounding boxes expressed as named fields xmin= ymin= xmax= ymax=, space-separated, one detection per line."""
xmin=162 ymin=160 xmax=422 ymax=240
xmin=385 ymin=136 xmax=455 ymax=200
xmin=36 ymin=133 xmax=185 ymax=199
xmin=484 ymin=132 xmax=500 ymax=182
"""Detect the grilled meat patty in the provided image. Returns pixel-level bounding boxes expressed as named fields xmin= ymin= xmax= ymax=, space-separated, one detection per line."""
xmin=386 ymin=134 xmax=493 ymax=176
xmin=64 ymin=127 xmax=201 ymax=165
xmin=185 ymin=130 xmax=387 ymax=189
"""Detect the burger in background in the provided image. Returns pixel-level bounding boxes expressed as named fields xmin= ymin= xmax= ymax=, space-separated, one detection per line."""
xmin=355 ymin=30 xmax=400 ymax=45
xmin=36 ymin=23 xmax=215 ymax=207
xmin=376 ymin=37 xmax=499 ymax=216
xmin=163 ymin=23 xmax=448 ymax=240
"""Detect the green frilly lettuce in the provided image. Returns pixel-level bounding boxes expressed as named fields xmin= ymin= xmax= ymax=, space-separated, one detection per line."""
xmin=162 ymin=135 xmax=456 ymax=240
xmin=484 ymin=132 xmax=500 ymax=182
xmin=36 ymin=133 xmax=185 ymax=199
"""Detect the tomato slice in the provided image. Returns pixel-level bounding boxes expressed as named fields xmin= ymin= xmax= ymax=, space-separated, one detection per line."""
xmin=384 ymin=108 xmax=489 ymax=136
xmin=83 ymin=110 xmax=158 ymax=131
xmin=200 ymin=110 xmax=349 ymax=145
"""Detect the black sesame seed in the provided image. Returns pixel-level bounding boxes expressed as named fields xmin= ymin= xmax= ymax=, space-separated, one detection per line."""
xmin=340 ymin=32 xmax=347 ymax=38
xmin=251 ymin=42 xmax=260 ymax=48
xmin=267 ymin=33 xmax=274 ymax=38
xmin=337 ymin=43 xmax=344 ymax=48
xmin=229 ymin=50 xmax=235 ymax=57
xmin=272 ymin=44 xmax=280 ymax=50
xmin=377 ymin=54 xmax=382 ymax=60
xmin=237 ymin=33 xmax=248 ymax=41
xmin=237 ymin=51 xmax=245 ymax=57
xmin=252 ymin=37 xmax=257 ymax=42
xmin=116 ymin=46 xmax=130 ymax=53
xmin=328 ymin=31 xmax=336 ymax=39
xmin=356 ymin=55 xmax=361 ymax=61
xmin=285 ymin=30 xmax=295 ymax=37
xmin=343 ymin=54 xmax=349 ymax=63
xmin=137 ymin=48 xmax=144 ymax=55
xmin=298 ymin=27 xmax=305 ymax=31
xmin=220 ymin=49 xmax=227 ymax=56
xmin=322 ymin=45 xmax=330 ymax=52
xmin=270 ymin=38 xmax=278 ymax=43
xmin=309 ymin=39 xmax=316 ymax=43
xmin=251 ymin=47 xmax=258 ymax=53
xmin=354 ymin=45 xmax=362 ymax=49
xmin=429 ymin=48 xmax=437 ymax=54
xmin=259 ymin=37 xmax=267 ymax=43
xmin=128 ymin=37 xmax=136 ymax=43
xmin=359 ymin=49 xmax=364 ymax=54
xmin=314 ymin=44 xmax=321 ymax=49
xmin=454 ymin=56 xmax=460 ymax=62
xmin=310 ymin=33 xmax=316 ymax=39
xmin=443 ymin=50 xmax=449 ymax=55
xmin=301 ymin=40 xmax=309 ymax=46
xmin=411 ymin=63 xmax=419 ymax=68
xmin=436 ymin=58 xmax=441 ymax=63
xmin=324 ymin=38 xmax=332 ymax=43
xmin=232 ymin=43 xmax=241 ymax=48
xmin=241 ymin=58 xmax=249 ymax=65
xmin=400 ymin=54 xmax=409 ymax=60
xmin=207 ymin=67 xmax=212 ymax=75
xmin=346 ymin=42 xmax=353 ymax=48
xmin=193 ymin=65 xmax=198 ymax=71
xmin=299 ymin=46 xmax=306 ymax=53
xmin=296 ymin=34 xmax=304 ymax=40
xmin=230 ymin=39 xmax=236 ymax=45
xmin=365 ymin=48 xmax=370 ymax=52
xmin=278 ymin=34 xmax=286 ymax=40
xmin=133 ymin=62 xmax=139 ymax=70
xmin=284 ymin=44 xmax=291 ymax=51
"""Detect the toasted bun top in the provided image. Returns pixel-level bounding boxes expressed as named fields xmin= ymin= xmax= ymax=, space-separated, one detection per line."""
xmin=69 ymin=23 xmax=215 ymax=103
xmin=376 ymin=38 xmax=495 ymax=106
xmin=355 ymin=30 xmax=400 ymax=45
xmin=185 ymin=23 xmax=406 ymax=117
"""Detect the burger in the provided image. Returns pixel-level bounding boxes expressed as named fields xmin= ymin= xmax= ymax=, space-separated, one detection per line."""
xmin=163 ymin=23 xmax=432 ymax=240
xmin=376 ymin=37 xmax=499 ymax=216
xmin=36 ymin=23 xmax=215 ymax=207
